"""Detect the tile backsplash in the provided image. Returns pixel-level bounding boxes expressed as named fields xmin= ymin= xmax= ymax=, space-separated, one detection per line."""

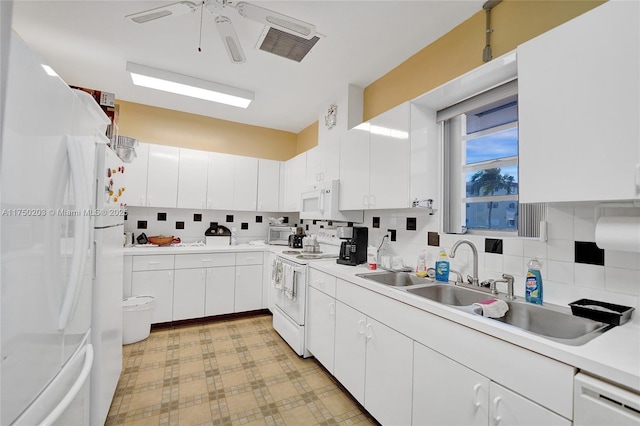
xmin=125 ymin=207 xmax=300 ymax=245
xmin=304 ymin=204 xmax=640 ymax=323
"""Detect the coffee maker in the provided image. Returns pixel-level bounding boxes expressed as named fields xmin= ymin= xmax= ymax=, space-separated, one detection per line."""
xmin=337 ymin=226 xmax=368 ymax=265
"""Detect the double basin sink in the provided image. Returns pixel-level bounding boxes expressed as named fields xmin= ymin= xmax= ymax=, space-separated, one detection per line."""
xmin=355 ymin=271 xmax=611 ymax=345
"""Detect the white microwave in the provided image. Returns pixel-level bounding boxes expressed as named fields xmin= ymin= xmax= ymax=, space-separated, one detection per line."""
xmin=300 ymin=180 xmax=363 ymax=222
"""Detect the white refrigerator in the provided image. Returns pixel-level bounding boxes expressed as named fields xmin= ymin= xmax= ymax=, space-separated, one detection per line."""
xmin=1 ymin=33 xmax=106 ymax=424
xmin=90 ymin=143 xmax=125 ymax=426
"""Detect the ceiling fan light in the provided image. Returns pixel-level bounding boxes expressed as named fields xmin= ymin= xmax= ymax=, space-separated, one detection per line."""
xmin=215 ymin=16 xmax=246 ymax=64
xmin=126 ymin=1 xmax=197 ymax=24
xmin=126 ymin=62 xmax=253 ymax=108
xmin=235 ymin=1 xmax=316 ymax=39
xmin=265 ymin=16 xmax=312 ymax=38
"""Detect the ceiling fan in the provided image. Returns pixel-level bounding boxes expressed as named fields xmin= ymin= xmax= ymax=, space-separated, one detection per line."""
xmin=126 ymin=0 xmax=319 ymax=64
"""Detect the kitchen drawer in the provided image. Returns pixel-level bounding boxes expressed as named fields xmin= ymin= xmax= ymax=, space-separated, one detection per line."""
xmin=308 ymin=267 xmax=337 ymax=297
xmin=174 ymin=253 xmax=235 ymax=269
xmin=235 ymin=252 xmax=264 ymax=266
xmin=132 ymin=254 xmax=175 ymax=271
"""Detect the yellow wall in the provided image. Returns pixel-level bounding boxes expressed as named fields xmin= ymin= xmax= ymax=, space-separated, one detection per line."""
xmin=117 ymin=100 xmax=297 ymax=161
xmin=363 ymin=0 xmax=604 ymax=120
xmin=295 ymin=121 xmax=319 ymax=155
xmin=118 ymin=1 xmax=603 ymax=159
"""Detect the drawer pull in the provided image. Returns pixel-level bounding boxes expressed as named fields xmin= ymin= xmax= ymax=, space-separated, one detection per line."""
xmin=201 ymin=259 xmax=212 ymax=262
xmin=148 ymin=261 xmax=160 ymax=265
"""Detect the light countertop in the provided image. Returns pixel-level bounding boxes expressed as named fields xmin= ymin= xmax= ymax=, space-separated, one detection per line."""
xmin=310 ymin=261 xmax=640 ymax=393
xmin=123 ymin=243 xmax=290 ymax=256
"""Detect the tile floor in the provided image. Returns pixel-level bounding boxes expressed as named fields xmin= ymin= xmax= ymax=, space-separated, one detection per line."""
xmin=106 ymin=314 xmax=377 ymax=426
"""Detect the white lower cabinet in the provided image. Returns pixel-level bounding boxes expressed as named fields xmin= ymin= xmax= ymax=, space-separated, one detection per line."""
xmin=412 ymin=336 xmax=571 ymax=426
xmin=305 ymin=286 xmax=336 ymax=373
xmin=489 ymin=382 xmax=570 ymax=426
xmin=131 ymin=254 xmax=175 ymax=324
xmin=234 ymin=252 xmax=263 ymax=312
xmin=205 ymin=266 xmax=235 ymax=316
xmin=131 ymin=269 xmax=174 ymax=324
xmin=173 ymin=268 xmax=206 ymax=321
xmin=413 ymin=341 xmax=489 ymax=426
xmin=126 ymin=251 xmax=265 ymax=324
xmin=334 ymin=300 xmax=413 ymax=426
xmin=235 ymin=264 xmax=263 ymax=312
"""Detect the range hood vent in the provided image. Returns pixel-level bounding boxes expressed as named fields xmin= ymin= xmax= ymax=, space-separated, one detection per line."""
xmin=257 ymin=27 xmax=319 ymax=62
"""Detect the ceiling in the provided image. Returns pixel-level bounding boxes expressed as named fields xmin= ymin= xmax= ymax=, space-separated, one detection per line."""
xmin=10 ymin=0 xmax=484 ymax=133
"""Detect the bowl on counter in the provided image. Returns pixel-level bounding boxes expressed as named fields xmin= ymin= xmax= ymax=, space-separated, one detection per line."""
xmin=147 ymin=235 xmax=176 ymax=246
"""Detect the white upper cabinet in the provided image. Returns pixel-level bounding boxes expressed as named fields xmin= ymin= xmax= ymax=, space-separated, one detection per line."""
xmin=177 ymin=148 xmax=208 ymax=209
xmin=124 ymin=142 xmax=149 ymax=207
xmin=207 ymin=153 xmax=259 ymax=211
xmin=518 ymin=1 xmax=640 ymax=203
xmin=283 ymin=152 xmax=306 ymax=211
xmin=409 ymin=103 xmax=439 ymax=207
xmin=257 ymin=159 xmax=281 ymax=212
xmin=368 ymin=102 xmax=411 ymax=209
xmin=339 ymin=127 xmax=370 ymax=210
xmin=233 ymin=156 xmax=258 ymax=211
xmin=339 ymin=102 xmax=411 ymax=210
xmin=146 ymin=144 xmax=179 ymax=208
xmin=207 ymin=152 xmax=235 ymax=210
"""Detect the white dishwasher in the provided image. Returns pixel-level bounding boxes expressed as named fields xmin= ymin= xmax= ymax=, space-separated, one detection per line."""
xmin=574 ymin=373 xmax=640 ymax=425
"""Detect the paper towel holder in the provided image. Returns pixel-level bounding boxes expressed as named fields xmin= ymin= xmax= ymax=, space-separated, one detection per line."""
xmin=594 ymin=201 xmax=640 ymax=222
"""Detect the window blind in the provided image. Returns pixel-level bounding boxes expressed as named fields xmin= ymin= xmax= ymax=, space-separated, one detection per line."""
xmin=436 ymin=79 xmax=518 ymax=123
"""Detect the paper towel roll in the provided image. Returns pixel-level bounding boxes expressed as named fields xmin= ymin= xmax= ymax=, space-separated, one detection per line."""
xmin=595 ymin=217 xmax=640 ymax=252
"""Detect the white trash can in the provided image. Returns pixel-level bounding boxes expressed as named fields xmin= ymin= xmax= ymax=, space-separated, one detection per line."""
xmin=122 ymin=296 xmax=155 ymax=345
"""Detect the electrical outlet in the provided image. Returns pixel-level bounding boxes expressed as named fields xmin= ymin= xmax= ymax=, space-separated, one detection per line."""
xmin=387 ymin=229 xmax=397 ymax=242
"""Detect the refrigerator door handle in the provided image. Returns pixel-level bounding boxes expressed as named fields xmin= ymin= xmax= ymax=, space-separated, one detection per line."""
xmin=40 ymin=344 xmax=94 ymax=426
xmin=58 ymin=136 xmax=91 ymax=330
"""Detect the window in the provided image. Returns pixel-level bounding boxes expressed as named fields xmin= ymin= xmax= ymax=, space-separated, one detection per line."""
xmin=442 ymin=81 xmax=520 ymax=234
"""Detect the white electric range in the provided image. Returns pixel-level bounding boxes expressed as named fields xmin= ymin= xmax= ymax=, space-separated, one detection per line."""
xmin=270 ymin=228 xmax=341 ymax=357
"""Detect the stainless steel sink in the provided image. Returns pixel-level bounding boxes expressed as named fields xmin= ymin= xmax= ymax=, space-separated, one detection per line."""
xmin=487 ymin=300 xmax=611 ymax=345
xmin=407 ymin=284 xmax=491 ymax=306
xmin=356 ymin=271 xmax=429 ymax=287
xmin=357 ymin=271 xmax=611 ymax=345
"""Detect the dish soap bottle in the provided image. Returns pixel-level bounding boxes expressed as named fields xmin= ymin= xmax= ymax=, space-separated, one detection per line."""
xmin=525 ymin=258 xmax=543 ymax=304
xmin=416 ymin=249 xmax=427 ymax=277
xmin=435 ymin=249 xmax=450 ymax=282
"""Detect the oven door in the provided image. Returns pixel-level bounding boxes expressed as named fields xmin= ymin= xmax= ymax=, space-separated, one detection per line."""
xmin=272 ymin=258 xmax=306 ymax=326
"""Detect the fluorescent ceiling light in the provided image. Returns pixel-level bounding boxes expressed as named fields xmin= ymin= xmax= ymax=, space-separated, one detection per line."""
xmin=126 ymin=62 xmax=254 ymax=108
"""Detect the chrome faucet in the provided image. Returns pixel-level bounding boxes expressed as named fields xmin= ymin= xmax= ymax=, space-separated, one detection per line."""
xmin=490 ymin=274 xmax=516 ymax=300
xmin=449 ymin=239 xmax=479 ymax=286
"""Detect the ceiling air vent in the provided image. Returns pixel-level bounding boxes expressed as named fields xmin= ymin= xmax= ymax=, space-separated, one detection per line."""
xmin=257 ymin=27 xmax=319 ymax=62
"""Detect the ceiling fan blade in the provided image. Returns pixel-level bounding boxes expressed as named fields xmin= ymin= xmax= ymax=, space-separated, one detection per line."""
xmin=126 ymin=1 xmax=198 ymax=24
xmin=215 ymin=16 xmax=246 ymax=64
xmin=234 ymin=2 xmax=316 ymax=39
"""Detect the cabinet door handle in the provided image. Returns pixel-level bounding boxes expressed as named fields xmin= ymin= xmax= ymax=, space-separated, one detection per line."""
xmin=369 ymin=194 xmax=376 ymax=207
xmin=635 ymin=164 xmax=640 ymax=191
xmin=492 ymin=396 xmax=502 ymax=424
xmin=329 ymin=302 xmax=335 ymax=317
xmin=146 ymin=196 xmax=151 ymax=206
xmin=315 ymin=279 xmax=325 ymax=289
xmin=365 ymin=323 xmax=373 ymax=341
xmin=363 ymin=195 xmax=369 ymax=207
xmin=358 ymin=319 xmax=366 ymax=335
xmin=473 ymin=383 xmax=482 ymax=408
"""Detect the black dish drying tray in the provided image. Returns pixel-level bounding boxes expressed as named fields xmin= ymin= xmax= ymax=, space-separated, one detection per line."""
xmin=569 ymin=299 xmax=635 ymax=326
